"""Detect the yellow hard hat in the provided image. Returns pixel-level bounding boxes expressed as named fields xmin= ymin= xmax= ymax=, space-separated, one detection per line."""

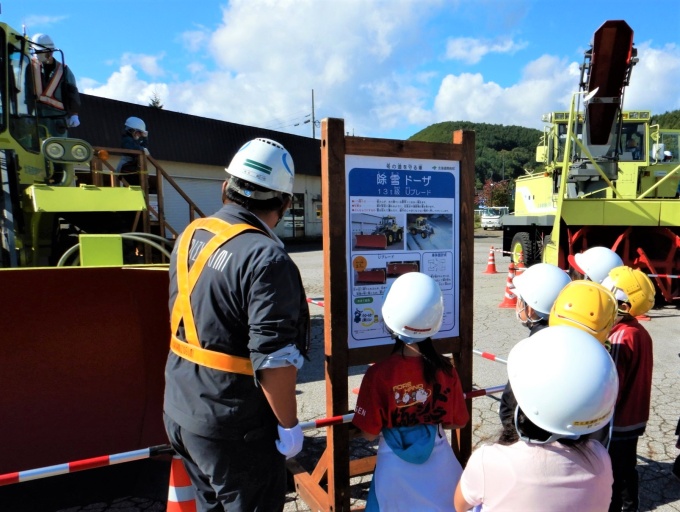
xmin=549 ymin=280 xmax=618 ymax=344
xmin=602 ymin=266 xmax=655 ymax=317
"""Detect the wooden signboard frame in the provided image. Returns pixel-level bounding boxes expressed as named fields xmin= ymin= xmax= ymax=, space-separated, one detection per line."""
xmin=289 ymin=118 xmax=475 ymax=511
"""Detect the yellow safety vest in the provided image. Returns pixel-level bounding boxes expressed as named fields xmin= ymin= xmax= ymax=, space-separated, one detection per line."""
xmin=31 ymin=58 xmax=65 ymax=110
xmin=170 ymin=217 xmax=265 ymax=376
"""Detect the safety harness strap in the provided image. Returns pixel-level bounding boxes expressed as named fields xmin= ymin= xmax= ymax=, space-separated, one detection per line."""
xmin=31 ymin=59 xmax=65 ymax=110
xmin=170 ymin=217 xmax=265 ymax=375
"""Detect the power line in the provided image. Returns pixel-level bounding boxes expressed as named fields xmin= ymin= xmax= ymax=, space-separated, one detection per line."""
xmin=261 ymin=111 xmax=311 ymax=130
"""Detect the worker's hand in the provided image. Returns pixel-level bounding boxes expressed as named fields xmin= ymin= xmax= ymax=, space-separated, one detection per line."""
xmin=66 ymin=115 xmax=80 ymax=128
xmin=275 ymin=423 xmax=303 ymax=459
xmin=143 ymin=147 xmax=150 ymax=156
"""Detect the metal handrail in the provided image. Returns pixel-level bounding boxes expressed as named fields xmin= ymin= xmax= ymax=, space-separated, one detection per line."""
xmin=89 ymin=148 xmax=207 ymax=244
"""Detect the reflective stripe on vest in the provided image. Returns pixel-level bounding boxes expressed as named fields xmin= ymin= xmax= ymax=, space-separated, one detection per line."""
xmin=170 ymin=217 xmax=265 ymax=375
xmin=31 ymin=59 xmax=66 ymax=110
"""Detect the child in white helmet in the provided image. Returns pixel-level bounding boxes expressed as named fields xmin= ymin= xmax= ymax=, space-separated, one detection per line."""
xmin=568 ymin=246 xmax=623 ymax=283
xmin=455 ymin=326 xmax=616 ymax=512
xmin=498 ymin=263 xmax=570 ymax=430
xmin=353 ymin=272 xmax=469 ymax=512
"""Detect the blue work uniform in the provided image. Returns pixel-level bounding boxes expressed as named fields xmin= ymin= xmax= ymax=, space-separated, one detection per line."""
xmin=163 ymin=203 xmax=309 ymax=512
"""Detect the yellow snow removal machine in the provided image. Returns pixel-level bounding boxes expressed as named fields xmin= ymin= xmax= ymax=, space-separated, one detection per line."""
xmin=502 ymin=20 xmax=680 ymax=303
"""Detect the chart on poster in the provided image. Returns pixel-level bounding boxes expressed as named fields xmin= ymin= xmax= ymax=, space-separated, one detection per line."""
xmin=346 ymin=154 xmax=460 ymax=349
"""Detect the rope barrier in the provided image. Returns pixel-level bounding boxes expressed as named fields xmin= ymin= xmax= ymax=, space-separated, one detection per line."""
xmin=300 ymin=384 xmax=506 ymax=431
xmin=0 ymin=444 xmax=174 ymax=486
xmin=306 ymin=297 xmax=325 ymax=307
xmin=472 ymin=349 xmax=508 ymax=365
xmin=2 ymin=382 xmax=509 ymax=482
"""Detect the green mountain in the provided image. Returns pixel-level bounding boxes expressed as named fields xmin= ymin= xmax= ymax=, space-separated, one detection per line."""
xmin=409 ymin=109 xmax=680 ymax=188
xmin=409 ymin=121 xmax=542 ymax=188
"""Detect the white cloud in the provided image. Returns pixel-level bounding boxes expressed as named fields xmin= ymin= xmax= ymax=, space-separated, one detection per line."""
xmin=83 ymin=2 xmax=680 ymax=140
xmin=120 ymin=52 xmax=166 ymax=78
xmin=180 ymin=27 xmax=211 ymax=53
xmin=23 ymin=15 xmax=68 ymax=31
xmin=84 ymin=65 xmax=169 ymax=106
xmin=445 ymin=37 xmax=528 ymax=65
xmin=624 ymin=42 xmax=680 ymax=114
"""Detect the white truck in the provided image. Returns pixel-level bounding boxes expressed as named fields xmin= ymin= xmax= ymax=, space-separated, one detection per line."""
xmin=481 ymin=207 xmax=509 ymax=230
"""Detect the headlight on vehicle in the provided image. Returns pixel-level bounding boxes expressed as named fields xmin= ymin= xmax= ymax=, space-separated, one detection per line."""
xmin=45 ymin=141 xmax=66 ymax=159
xmin=71 ymin=144 xmax=90 ymax=161
xmin=42 ymin=137 xmax=94 ymax=164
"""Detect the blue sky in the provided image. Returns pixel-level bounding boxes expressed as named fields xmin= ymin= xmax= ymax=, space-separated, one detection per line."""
xmin=6 ymin=0 xmax=680 ymax=140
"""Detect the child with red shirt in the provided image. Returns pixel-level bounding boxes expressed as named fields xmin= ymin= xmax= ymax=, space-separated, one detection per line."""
xmin=601 ymin=266 xmax=656 ymax=512
xmin=353 ymin=272 xmax=469 ymax=512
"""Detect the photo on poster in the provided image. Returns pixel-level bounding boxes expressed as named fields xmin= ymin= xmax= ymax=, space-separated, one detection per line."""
xmin=351 ymin=213 xmax=405 ymax=251
xmin=406 ymin=214 xmax=453 ymax=250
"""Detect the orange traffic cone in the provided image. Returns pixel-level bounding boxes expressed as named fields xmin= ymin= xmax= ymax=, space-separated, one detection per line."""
xmin=498 ymin=262 xmax=517 ymax=308
xmin=482 ymin=246 xmax=499 ymax=274
xmin=516 ymin=251 xmax=527 ymax=272
xmin=168 ymin=455 xmax=197 ymax=512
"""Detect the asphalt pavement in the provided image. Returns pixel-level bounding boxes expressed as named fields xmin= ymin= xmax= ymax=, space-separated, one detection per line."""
xmin=285 ymin=230 xmax=680 ymax=511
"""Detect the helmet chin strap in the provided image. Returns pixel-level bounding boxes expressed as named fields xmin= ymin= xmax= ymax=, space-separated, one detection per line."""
xmin=515 ymin=299 xmax=539 ymax=328
xmin=514 ymin=406 xmax=580 ymax=445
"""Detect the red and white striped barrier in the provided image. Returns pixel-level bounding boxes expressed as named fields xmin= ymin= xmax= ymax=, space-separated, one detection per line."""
xmin=300 ymin=385 xmax=506 ymax=430
xmin=306 ymin=297 xmax=325 ymax=307
xmin=0 ymin=444 xmax=174 ymax=486
xmin=647 ymin=274 xmax=679 ymax=279
xmin=473 ymin=349 xmax=508 ymax=365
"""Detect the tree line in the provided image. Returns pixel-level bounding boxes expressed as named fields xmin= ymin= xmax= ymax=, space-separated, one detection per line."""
xmin=410 ymin=109 xmax=680 ymax=191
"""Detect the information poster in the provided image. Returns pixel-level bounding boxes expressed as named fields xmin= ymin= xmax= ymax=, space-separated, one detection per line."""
xmin=346 ymin=155 xmax=460 ymax=349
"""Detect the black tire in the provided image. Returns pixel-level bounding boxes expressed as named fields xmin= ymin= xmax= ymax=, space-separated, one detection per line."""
xmin=510 ymin=232 xmax=532 ymax=265
xmin=410 ymin=228 xmax=417 ymax=235
xmin=387 ymin=233 xmax=394 ymax=245
xmin=397 ymin=230 xmax=403 ymax=242
xmin=421 ymin=231 xmax=427 ymax=239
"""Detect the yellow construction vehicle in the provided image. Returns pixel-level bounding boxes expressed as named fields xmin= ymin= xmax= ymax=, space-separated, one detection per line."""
xmin=408 ymin=216 xmax=435 ymax=238
xmin=502 ymin=20 xmax=680 ymax=303
xmin=372 ymin=215 xmax=403 ymax=244
xmin=0 ymin=22 xmax=169 ymax=475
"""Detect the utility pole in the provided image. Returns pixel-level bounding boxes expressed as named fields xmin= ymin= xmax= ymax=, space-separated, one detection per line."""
xmin=311 ymin=89 xmax=316 ymax=139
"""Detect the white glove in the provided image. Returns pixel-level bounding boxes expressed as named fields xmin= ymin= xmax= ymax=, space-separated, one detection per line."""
xmin=275 ymin=423 xmax=303 ymax=459
xmin=66 ymin=115 xmax=80 ymax=128
xmin=143 ymin=147 xmax=150 ymax=156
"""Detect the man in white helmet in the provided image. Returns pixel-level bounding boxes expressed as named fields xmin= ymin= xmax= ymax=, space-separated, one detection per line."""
xmin=116 ymin=117 xmax=150 ymax=186
xmin=29 ymin=33 xmax=81 ymax=137
xmin=163 ymin=138 xmax=310 ymax=511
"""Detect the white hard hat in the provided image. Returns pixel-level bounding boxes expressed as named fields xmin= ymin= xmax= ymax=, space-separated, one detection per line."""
xmin=508 ymin=325 xmax=619 ymax=441
xmin=512 ymin=263 xmax=571 ymax=318
xmin=664 ymin=150 xmax=672 ymax=157
xmin=124 ymin=117 xmax=148 ymax=137
xmin=382 ymin=272 xmax=443 ymax=344
xmin=31 ymin=33 xmax=55 ymax=50
xmin=568 ymin=246 xmax=624 ymax=284
xmin=226 ymin=138 xmax=294 ymax=196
